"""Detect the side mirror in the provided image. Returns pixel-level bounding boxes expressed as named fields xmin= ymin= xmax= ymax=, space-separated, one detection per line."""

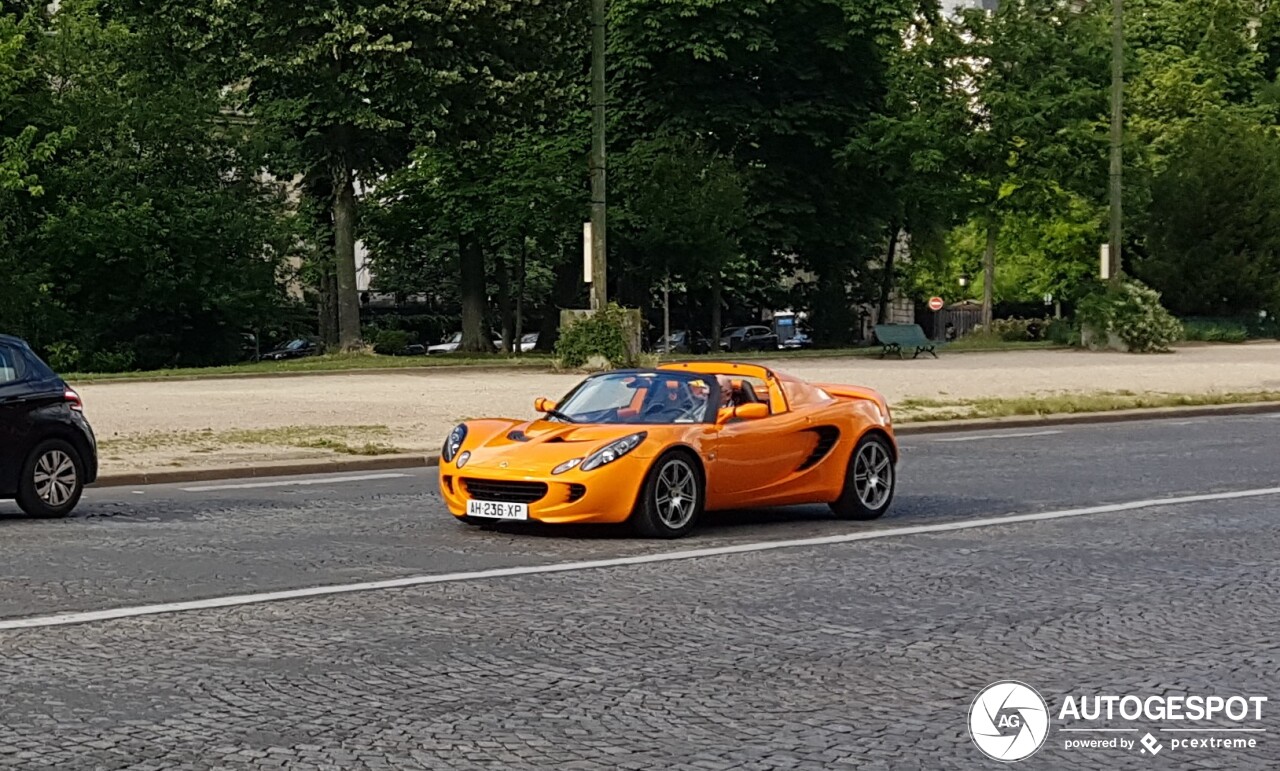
xmin=534 ymin=397 xmax=556 ymax=413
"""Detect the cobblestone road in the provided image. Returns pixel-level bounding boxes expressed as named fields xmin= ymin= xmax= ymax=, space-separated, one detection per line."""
xmin=0 ymin=417 xmax=1277 ymax=769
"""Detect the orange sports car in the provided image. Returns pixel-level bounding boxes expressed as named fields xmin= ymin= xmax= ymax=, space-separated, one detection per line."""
xmin=437 ymin=361 xmax=897 ymax=538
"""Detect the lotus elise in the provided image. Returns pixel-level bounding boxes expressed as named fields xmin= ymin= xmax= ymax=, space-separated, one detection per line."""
xmin=437 ymin=362 xmax=897 ymax=538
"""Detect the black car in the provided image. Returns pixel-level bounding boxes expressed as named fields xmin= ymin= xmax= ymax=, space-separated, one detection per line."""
xmin=722 ymin=325 xmax=779 ymax=352
xmin=0 ymin=335 xmax=98 ymax=517
xmin=655 ymin=330 xmax=712 ymax=354
xmin=260 ymin=338 xmax=322 ymax=361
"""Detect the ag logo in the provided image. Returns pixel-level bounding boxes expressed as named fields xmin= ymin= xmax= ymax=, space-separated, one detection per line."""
xmin=969 ymin=681 xmax=1050 ymax=762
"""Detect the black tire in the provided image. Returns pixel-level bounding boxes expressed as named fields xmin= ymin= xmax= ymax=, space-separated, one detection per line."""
xmin=15 ymin=439 xmax=85 ymax=519
xmin=829 ymin=433 xmax=896 ymax=521
xmin=632 ymin=451 xmax=705 ymax=538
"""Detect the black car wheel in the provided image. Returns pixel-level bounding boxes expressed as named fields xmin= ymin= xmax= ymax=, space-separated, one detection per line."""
xmin=829 ymin=433 xmax=895 ymax=521
xmin=16 ymin=439 xmax=85 ymax=518
xmin=632 ymin=451 xmax=704 ymax=538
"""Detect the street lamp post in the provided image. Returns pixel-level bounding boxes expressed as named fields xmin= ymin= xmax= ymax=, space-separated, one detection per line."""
xmin=1108 ymin=0 xmax=1124 ymax=281
xmin=589 ymin=0 xmax=608 ymax=311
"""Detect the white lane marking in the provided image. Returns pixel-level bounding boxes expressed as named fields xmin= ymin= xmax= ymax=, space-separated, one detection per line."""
xmin=180 ymin=473 xmax=412 ymax=492
xmin=933 ymin=430 xmax=1063 ymax=443
xmin=4 ymin=485 xmax=1280 ymax=632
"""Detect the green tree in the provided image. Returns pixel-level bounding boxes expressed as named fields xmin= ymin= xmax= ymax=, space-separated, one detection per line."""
xmin=4 ymin=0 xmax=298 ymax=370
xmin=611 ymin=0 xmax=916 ymax=343
xmin=131 ymin=0 xmax=576 ymax=351
xmin=1137 ymin=117 xmax=1280 ymax=317
xmin=959 ymin=0 xmax=1111 ymax=322
xmin=849 ymin=2 xmax=973 ymax=323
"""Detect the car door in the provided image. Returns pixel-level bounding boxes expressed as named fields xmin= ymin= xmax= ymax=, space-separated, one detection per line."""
xmin=0 ymin=343 xmax=35 ymax=493
xmin=706 ymin=382 xmax=814 ymax=508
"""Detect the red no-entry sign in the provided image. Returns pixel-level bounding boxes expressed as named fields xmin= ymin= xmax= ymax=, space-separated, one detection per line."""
xmin=928 ymin=296 xmax=945 ymax=312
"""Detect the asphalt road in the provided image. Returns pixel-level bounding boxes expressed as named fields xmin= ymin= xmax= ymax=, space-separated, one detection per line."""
xmin=0 ymin=414 xmax=1278 ymax=769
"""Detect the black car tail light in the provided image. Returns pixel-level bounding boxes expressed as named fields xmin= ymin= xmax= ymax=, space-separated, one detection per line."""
xmin=64 ymin=388 xmax=83 ymax=412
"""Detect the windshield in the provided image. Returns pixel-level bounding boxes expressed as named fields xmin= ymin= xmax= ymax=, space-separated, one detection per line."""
xmin=285 ymin=339 xmax=307 ymax=350
xmin=552 ymin=371 xmax=716 ymax=425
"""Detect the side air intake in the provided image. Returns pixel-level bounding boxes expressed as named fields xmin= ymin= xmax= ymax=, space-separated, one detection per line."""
xmin=797 ymin=426 xmax=841 ymax=471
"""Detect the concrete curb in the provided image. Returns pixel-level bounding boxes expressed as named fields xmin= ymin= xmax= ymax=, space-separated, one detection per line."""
xmin=894 ymin=400 xmax=1280 ymax=435
xmin=93 ymin=455 xmax=438 ymax=488
xmin=91 ymin=400 xmax=1280 ymax=488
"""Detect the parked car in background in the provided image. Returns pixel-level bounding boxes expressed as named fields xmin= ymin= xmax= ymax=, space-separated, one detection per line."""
xmin=516 ymin=332 xmax=540 ymax=353
xmin=656 ymin=330 xmax=711 ymax=354
xmin=494 ymin=332 xmax=539 ymax=353
xmin=721 ymin=325 xmax=779 ymax=352
xmin=428 ymin=332 xmax=463 ymax=355
xmin=260 ymin=338 xmax=321 ymax=361
xmin=0 ymin=335 xmax=98 ymax=518
xmin=393 ymin=343 xmax=428 ymax=356
xmin=432 ymin=331 xmax=531 ymax=354
xmin=781 ymin=331 xmax=813 ymax=350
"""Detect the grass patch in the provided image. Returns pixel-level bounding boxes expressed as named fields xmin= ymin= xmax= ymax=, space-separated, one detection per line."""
xmin=101 ymin=425 xmax=409 ymax=457
xmin=66 ymin=351 xmax=554 ymax=383
xmin=896 ymin=390 xmax=1280 ymax=422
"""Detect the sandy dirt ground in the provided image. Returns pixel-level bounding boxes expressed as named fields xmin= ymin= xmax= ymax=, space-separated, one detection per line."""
xmin=78 ymin=343 xmax=1280 ymax=475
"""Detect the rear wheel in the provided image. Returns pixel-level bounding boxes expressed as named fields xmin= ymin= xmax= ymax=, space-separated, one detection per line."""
xmin=830 ymin=434 xmax=895 ymax=521
xmin=633 ymin=452 xmax=704 ymax=538
xmin=16 ymin=439 xmax=85 ymax=519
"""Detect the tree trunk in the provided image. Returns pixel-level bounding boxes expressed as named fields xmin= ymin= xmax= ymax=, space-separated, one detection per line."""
xmin=495 ymin=252 xmax=513 ymax=353
xmin=319 ymin=263 xmax=339 ymax=348
xmin=877 ymin=225 xmax=901 ymax=326
xmin=332 ymin=162 xmax=362 ymax=351
xmin=515 ymin=235 xmax=527 ymax=356
xmin=458 ymin=232 xmax=492 ymax=353
xmin=537 ymin=244 xmax=582 ymax=352
xmin=306 ymin=175 xmax=339 ymax=348
xmin=710 ymin=273 xmax=723 ymax=346
xmin=982 ymin=223 xmax=997 ymax=328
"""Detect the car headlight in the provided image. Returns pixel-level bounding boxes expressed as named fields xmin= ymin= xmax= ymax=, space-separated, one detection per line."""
xmin=456 ymin=451 xmax=471 ymax=468
xmin=442 ymin=424 xmax=467 ymax=463
xmin=552 ymin=458 xmax=582 ymax=475
xmin=579 ymin=432 xmax=647 ymax=472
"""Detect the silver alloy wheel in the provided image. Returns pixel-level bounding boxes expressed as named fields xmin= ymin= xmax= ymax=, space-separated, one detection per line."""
xmin=33 ymin=449 xmax=77 ymax=508
xmin=654 ymin=458 xmax=698 ymax=530
xmin=853 ymin=441 xmax=893 ymax=510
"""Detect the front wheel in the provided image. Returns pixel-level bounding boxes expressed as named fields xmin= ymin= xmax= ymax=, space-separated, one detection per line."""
xmin=830 ymin=434 xmax=895 ymax=521
xmin=632 ymin=452 xmax=704 ymax=538
xmin=16 ymin=439 xmax=85 ymax=519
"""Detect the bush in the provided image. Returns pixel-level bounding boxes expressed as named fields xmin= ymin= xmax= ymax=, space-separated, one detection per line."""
xmin=1077 ymin=280 xmax=1183 ymax=353
xmin=1182 ymin=319 xmax=1248 ymax=344
xmin=555 ymin=304 xmax=639 ymax=369
xmin=1046 ymin=319 xmax=1074 ymax=345
xmin=372 ymin=329 xmax=413 ymax=355
xmin=967 ymin=317 xmax=1054 ymax=343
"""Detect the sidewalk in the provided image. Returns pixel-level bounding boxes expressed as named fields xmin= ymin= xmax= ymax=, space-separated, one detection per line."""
xmin=80 ymin=343 xmax=1280 ymax=477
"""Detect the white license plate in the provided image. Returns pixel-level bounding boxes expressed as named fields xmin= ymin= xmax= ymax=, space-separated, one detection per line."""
xmin=466 ymin=499 xmax=530 ymax=521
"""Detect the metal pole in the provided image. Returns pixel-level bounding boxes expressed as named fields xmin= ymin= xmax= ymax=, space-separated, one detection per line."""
xmin=589 ymin=0 xmax=608 ymax=310
xmin=1108 ymin=0 xmax=1124 ymax=281
xmin=663 ymin=277 xmax=670 ymax=357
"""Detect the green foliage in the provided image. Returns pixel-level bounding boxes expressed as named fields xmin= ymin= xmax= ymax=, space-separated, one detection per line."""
xmin=0 ymin=0 xmax=299 ymax=371
xmin=1136 ymin=117 xmax=1280 ymax=317
xmin=554 ymin=305 xmax=638 ymax=370
xmin=973 ymin=317 xmax=1054 ymax=343
xmin=1077 ymin=281 xmax=1184 ymax=353
xmin=1181 ymin=319 xmax=1248 ymax=344
xmin=371 ymin=329 xmax=414 ymax=356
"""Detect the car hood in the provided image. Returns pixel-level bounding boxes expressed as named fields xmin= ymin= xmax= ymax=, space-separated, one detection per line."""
xmin=458 ymin=419 xmax=653 ymax=474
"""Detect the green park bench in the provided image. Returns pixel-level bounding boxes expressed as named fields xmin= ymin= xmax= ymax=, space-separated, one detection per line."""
xmin=873 ymin=324 xmax=943 ymax=359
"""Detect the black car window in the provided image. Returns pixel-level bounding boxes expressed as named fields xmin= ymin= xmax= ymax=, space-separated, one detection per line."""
xmin=0 ymin=345 xmax=25 ymax=384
